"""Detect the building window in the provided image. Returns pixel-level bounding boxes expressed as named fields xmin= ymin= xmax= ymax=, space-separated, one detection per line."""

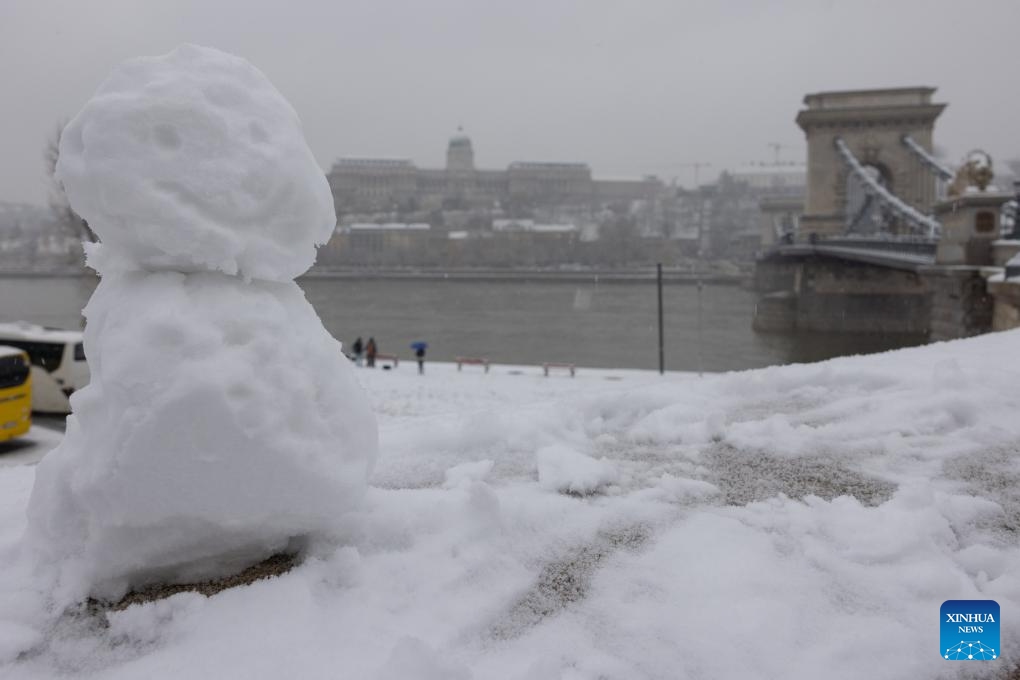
xmin=975 ymin=211 xmax=995 ymax=234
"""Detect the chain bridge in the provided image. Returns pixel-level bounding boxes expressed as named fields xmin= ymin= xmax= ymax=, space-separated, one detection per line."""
xmin=754 ymin=87 xmax=1020 ymax=340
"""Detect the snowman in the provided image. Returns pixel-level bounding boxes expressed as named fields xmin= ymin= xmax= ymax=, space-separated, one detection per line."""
xmin=25 ymin=45 xmax=377 ymax=602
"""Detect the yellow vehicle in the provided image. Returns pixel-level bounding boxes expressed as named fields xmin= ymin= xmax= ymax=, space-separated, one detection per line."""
xmin=0 ymin=323 xmax=88 ymax=414
xmin=0 ymin=346 xmax=32 ymax=442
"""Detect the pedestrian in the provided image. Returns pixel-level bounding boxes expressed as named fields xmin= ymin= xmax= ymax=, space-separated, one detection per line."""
xmin=415 ymin=345 xmax=426 ymax=374
xmin=365 ymin=337 xmax=377 ymax=368
xmin=351 ymin=336 xmax=364 ymax=367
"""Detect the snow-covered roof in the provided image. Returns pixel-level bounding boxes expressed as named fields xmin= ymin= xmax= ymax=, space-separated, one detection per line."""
xmin=492 ymin=219 xmax=576 ymax=233
xmin=0 ymin=321 xmax=82 ymax=344
xmin=0 ymin=345 xmax=28 ymax=360
xmin=333 ymin=158 xmax=416 ymax=168
xmin=531 ymin=224 xmax=578 ymax=233
xmin=448 ymin=128 xmax=472 ymax=146
xmin=596 ymin=176 xmax=658 ymax=183
xmin=508 ymin=161 xmax=590 ymax=171
xmin=492 ymin=219 xmax=534 ymax=231
xmin=349 ymin=222 xmax=430 ymax=231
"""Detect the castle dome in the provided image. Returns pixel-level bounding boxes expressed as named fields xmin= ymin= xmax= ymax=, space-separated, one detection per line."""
xmin=448 ymin=126 xmax=472 ymax=148
xmin=446 ymin=126 xmax=475 ymax=172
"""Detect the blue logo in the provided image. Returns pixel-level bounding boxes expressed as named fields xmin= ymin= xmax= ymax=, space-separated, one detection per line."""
xmin=941 ymin=600 xmax=999 ymax=660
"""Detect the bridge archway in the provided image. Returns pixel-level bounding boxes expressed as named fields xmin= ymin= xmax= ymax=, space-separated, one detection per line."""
xmin=796 ymin=88 xmax=946 ymax=239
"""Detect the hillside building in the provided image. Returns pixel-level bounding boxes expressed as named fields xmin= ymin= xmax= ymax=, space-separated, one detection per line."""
xmin=327 ymin=130 xmax=663 ymax=217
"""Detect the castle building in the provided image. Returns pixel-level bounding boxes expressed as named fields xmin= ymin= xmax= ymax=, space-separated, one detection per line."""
xmin=327 ymin=130 xmax=662 ymax=217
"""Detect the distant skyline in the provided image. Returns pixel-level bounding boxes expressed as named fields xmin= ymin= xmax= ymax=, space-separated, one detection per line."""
xmin=2 ymin=0 xmax=1018 ymax=206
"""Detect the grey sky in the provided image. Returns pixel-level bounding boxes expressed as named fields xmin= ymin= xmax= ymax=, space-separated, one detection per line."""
xmin=2 ymin=0 xmax=1017 ymax=205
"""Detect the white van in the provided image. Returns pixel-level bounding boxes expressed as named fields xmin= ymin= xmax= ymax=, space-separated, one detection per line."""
xmin=0 ymin=322 xmax=90 ymax=413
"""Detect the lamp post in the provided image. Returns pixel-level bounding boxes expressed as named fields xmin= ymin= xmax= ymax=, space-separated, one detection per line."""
xmin=657 ymin=263 xmax=664 ymax=375
xmin=1011 ymin=180 xmax=1020 ymax=240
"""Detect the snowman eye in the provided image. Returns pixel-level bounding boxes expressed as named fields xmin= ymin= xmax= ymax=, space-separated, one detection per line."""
xmin=153 ymin=123 xmax=182 ymax=150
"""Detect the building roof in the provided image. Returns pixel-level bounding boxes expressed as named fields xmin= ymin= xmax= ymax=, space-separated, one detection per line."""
xmin=0 ymin=345 xmax=28 ymax=360
xmin=0 ymin=321 xmax=83 ymax=343
xmin=349 ymin=222 xmax=430 ymax=231
xmin=449 ymin=126 xmax=472 ymax=147
xmin=508 ymin=162 xmax=590 ymax=171
xmin=802 ymin=86 xmax=937 ymax=108
xmin=531 ymin=224 xmax=578 ymax=233
xmin=492 ymin=218 xmax=577 ymax=233
xmin=333 ymin=158 xmax=416 ymax=169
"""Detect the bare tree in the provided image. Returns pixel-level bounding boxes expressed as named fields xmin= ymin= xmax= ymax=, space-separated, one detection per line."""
xmin=45 ymin=121 xmax=97 ymax=243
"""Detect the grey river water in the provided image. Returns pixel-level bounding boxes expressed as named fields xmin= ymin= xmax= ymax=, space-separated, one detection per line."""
xmin=0 ymin=273 xmax=925 ymax=372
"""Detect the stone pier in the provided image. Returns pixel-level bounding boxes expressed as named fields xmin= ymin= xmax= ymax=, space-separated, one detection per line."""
xmin=753 ymin=251 xmax=930 ymax=334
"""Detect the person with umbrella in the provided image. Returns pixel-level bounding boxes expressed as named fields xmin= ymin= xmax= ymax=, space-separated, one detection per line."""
xmin=411 ymin=341 xmax=428 ymax=375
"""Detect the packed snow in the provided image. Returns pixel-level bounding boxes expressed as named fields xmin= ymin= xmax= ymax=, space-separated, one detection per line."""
xmin=26 ymin=273 xmax=376 ymax=600
xmin=536 ymin=444 xmax=617 ymax=495
xmin=0 ymin=331 xmax=1018 ymax=678
xmin=55 ymin=44 xmax=335 ymax=281
xmin=25 ymin=44 xmax=377 ymax=604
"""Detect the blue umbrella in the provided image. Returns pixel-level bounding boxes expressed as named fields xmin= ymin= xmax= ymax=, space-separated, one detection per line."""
xmin=410 ymin=341 xmax=428 ymax=351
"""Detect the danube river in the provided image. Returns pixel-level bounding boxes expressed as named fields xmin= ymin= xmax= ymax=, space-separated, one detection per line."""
xmin=0 ymin=273 xmax=925 ymax=372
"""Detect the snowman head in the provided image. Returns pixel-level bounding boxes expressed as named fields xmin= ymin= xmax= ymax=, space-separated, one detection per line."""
xmin=56 ymin=44 xmax=336 ymax=281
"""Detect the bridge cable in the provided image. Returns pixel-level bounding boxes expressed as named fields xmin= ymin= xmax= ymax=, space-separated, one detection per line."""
xmin=834 ymin=138 xmax=941 ymax=238
xmin=901 ymin=135 xmax=954 ymax=181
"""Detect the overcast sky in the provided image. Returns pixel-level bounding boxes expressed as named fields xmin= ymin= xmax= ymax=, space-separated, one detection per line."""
xmin=1 ymin=0 xmax=1017 ymax=205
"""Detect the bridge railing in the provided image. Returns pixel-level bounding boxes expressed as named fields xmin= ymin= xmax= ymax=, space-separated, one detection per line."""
xmin=760 ymin=237 xmax=937 ymax=270
xmin=821 ymin=236 xmax=937 ymax=255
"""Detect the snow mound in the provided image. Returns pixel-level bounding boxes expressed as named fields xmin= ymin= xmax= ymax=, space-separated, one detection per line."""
xmin=55 ymin=44 xmax=335 ymax=281
xmin=26 ymin=272 xmax=377 ymax=599
xmin=442 ymin=459 xmax=494 ymax=489
xmin=0 ymin=620 xmax=41 ymax=665
xmin=655 ymin=473 xmax=720 ymax=502
xmin=536 ymin=444 xmax=617 ymax=495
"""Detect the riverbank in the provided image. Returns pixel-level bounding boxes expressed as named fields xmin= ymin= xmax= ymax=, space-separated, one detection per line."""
xmin=0 ymin=267 xmax=92 ymax=278
xmin=302 ymin=266 xmax=749 ymax=285
xmin=0 ymin=266 xmax=749 ymax=285
xmin=1 ymin=273 xmax=927 ymax=371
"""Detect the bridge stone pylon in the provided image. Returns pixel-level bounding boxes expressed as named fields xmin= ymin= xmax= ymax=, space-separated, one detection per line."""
xmin=796 ymin=87 xmax=947 ymax=238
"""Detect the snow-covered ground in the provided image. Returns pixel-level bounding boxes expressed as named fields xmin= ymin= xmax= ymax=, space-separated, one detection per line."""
xmin=0 ymin=426 xmax=63 ymax=469
xmin=1 ymin=331 xmax=1019 ymax=679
